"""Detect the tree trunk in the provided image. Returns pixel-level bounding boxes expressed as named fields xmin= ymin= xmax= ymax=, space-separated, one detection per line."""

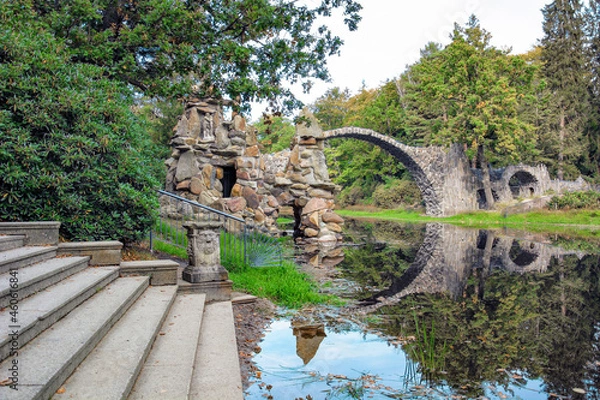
xmin=558 ymin=107 xmax=565 ymax=180
xmin=478 ymin=144 xmax=495 ymax=209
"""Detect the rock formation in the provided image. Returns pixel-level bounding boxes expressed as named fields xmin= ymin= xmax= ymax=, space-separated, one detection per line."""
xmin=165 ymin=100 xmax=344 ymax=241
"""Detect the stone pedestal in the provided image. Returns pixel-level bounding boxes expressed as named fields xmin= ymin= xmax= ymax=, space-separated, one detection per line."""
xmin=181 ymin=221 xmax=232 ymax=301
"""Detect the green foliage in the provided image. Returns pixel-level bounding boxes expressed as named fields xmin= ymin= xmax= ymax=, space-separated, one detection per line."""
xmin=137 ymin=99 xmax=184 ymax=149
xmin=402 ymin=16 xmax=539 ymax=166
xmin=19 ymin=0 xmax=362 ymax=113
xmin=547 ymin=190 xmax=600 ymax=210
xmin=152 ymin=239 xmax=188 ymax=259
xmin=0 ymin=5 xmax=160 ymax=243
xmin=540 ymin=0 xmax=591 ymax=180
xmin=254 ymin=115 xmax=295 ymax=153
xmin=372 ymin=179 xmax=422 ymax=209
xmin=229 ymin=261 xmax=338 ymax=308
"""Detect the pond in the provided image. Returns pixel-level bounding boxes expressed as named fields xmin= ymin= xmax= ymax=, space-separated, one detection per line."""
xmin=246 ymin=220 xmax=600 ymax=399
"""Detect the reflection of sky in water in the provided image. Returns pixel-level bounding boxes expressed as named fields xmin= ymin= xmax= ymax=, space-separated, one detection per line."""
xmin=246 ymin=319 xmax=548 ymax=400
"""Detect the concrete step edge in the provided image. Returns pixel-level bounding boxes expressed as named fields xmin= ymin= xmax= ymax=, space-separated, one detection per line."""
xmin=189 ymin=301 xmax=244 ymax=400
xmin=0 ymin=246 xmax=57 ymax=274
xmin=0 ymin=276 xmax=149 ymax=400
xmin=0 ymin=256 xmax=91 ymax=308
xmin=0 ymin=267 xmax=120 ymax=363
xmin=0 ymin=235 xmax=26 ymax=252
xmin=128 ymin=292 xmax=207 ymax=400
xmin=60 ymin=286 xmax=178 ymax=400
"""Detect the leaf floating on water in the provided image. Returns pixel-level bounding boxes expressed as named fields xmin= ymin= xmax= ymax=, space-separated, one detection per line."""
xmin=572 ymin=388 xmax=586 ymax=394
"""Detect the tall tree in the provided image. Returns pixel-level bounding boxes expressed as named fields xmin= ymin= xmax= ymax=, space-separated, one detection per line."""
xmin=402 ymin=16 xmax=538 ymax=208
xmin=23 ymin=0 xmax=362 ymax=113
xmin=585 ymin=0 xmax=600 ymax=176
xmin=541 ymin=0 xmax=590 ymax=180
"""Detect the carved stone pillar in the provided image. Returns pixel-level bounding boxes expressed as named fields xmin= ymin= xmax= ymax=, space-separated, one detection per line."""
xmin=182 ymin=220 xmax=229 ymax=283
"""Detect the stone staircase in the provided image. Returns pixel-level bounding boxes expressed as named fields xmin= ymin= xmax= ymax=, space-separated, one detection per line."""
xmin=0 ymin=222 xmax=243 ymax=400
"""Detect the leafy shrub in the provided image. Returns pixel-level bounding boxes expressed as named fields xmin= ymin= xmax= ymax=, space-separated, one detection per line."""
xmin=547 ymin=191 xmax=600 ymax=210
xmin=0 ymin=6 xmax=161 ymax=244
xmin=372 ymin=179 xmax=422 ymax=209
xmin=337 ymin=185 xmax=367 ymax=207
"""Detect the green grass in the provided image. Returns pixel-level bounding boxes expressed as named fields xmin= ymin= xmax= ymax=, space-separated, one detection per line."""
xmin=153 ymin=232 xmax=337 ymax=308
xmin=228 ymin=260 xmax=341 ymax=308
xmin=152 ymin=239 xmax=188 ymax=259
xmin=338 ymin=208 xmax=600 ymax=237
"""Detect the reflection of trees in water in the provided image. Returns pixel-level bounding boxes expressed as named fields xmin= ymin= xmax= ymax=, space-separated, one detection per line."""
xmin=338 ymin=242 xmax=420 ymax=298
xmin=338 ymin=220 xmax=426 ymax=299
xmin=343 ymin=219 xmax=426 ymax=248
xmin=364 ymin=254 xmax=600 ymax=398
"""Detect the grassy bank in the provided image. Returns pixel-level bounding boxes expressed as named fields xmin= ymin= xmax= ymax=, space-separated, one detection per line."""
xmin=152 ymin=237 xmax=338 ymax=308
xmin=337 ymin=208 xmax=600 ymax=237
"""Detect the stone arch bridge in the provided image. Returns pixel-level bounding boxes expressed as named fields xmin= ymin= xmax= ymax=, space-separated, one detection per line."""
xmin=321 ymin=126 xmax=590 ymax=217
xmin=323 ymin=127 xmax=474 ymax=217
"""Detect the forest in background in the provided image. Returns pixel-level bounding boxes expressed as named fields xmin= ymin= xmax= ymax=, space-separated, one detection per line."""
xmin=258 ymin=1 xmax=600 ymax=210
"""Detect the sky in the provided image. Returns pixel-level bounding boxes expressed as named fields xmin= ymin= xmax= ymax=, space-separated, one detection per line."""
xmin=251 ymin=0 xmax=551 ymax=120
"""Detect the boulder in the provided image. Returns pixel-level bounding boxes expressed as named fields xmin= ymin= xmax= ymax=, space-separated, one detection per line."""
xmin=301 ymin=198 xmax=328 ymax=216
xmin=322 ymin=212 xmax=344 ymax=224
xmin=326 ymin=222 xmax=343 ymax=233
xmin=231 ymin=183 xmax=243 ymax=197
xmin=242 ymin=186 xmax=260 ymax=209
xmin=175 ymin=150 xmax=200 ymax=182
xmin=190 ymin=177 xmax=206 ymax=195
xmin=254 ymin=208 xmax=266 ymax=224
xmin=295 ymin=109 xmax=324 ymax=139
xmin=187 ymin=108 xmax=201 ymax=138
xmin=305 ymin=228 xmax=319 ymax=238
xmin=176 ymin=179 xmax=191 ymax=191
xmin=245 ymin=145 xmax=260 ymax=157
xmin=226 ymin=197 xmax=247 ymax=213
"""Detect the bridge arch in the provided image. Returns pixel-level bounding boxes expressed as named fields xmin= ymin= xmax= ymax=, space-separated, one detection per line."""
xmin=323 ymin=127 xmax=446 ymax=216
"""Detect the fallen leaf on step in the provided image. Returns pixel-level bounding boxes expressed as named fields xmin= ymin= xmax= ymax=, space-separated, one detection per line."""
xmin=56 ymin=387 xmax=66 ymax=394
xmin=0 ymin=378 xmax=13 ymax=386
xmin=159 ymin=332 xmax=166 ymax=336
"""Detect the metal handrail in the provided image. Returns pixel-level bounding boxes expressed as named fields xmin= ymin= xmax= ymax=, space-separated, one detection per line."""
xmin=152 ymin=189 xmax=283 ymax=268
xmin=156 ymin=190 xmax=245 ymax=223
xmin=151 ymin=190 xmax=248 ymax=265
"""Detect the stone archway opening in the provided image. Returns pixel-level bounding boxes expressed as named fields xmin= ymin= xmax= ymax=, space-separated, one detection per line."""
xmin=477 ymin=189 xmax=499 ymax=209
xmin=508 ymin=239 xmax=539 ymax=267
xmin=508 ymin=171 xmax=538 ymax=199
xmin=220 ymin=166 xmax=237 ymax=198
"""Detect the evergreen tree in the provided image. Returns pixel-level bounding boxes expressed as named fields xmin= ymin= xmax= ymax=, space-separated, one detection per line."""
xmin=585 ymin=0 xmax=600 ymax=176
xmin=541 ymin=0 xmax=590 ymax=179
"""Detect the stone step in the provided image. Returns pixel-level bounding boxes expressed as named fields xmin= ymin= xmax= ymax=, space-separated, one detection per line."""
xmin=129 ymin=293 xmax=207 ymax=400
xmin=0 ymin=276 xmax=149 ymax=400
xmin=0 ymin=235 xmax=25 ymax=252
xmin=0 ymin=256 xmax=90 ymax=308
xmin=189 ymin=301 xmax=244 ymax=400
xmin=0 ymin=266 xmax=119 ymax=362
xmin=59 ymin=286 xmax=178 ymax=399
xmin=0 ymin=246 xmax=57 ymax=274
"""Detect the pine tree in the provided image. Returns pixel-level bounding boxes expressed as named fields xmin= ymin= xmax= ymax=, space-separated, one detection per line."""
xmin=540 ymin=0 xmax=590 ymax=180
xmin=585 ymin=0 xmax=600 ymax=176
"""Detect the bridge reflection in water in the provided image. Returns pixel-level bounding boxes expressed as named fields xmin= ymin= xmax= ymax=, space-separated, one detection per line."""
xmin=328 ymin=222 xmax=585 ymax=310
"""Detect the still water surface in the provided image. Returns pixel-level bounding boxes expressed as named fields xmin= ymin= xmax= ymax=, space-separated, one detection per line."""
xmin=246 ymin=220 xmax=600 ymax=399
